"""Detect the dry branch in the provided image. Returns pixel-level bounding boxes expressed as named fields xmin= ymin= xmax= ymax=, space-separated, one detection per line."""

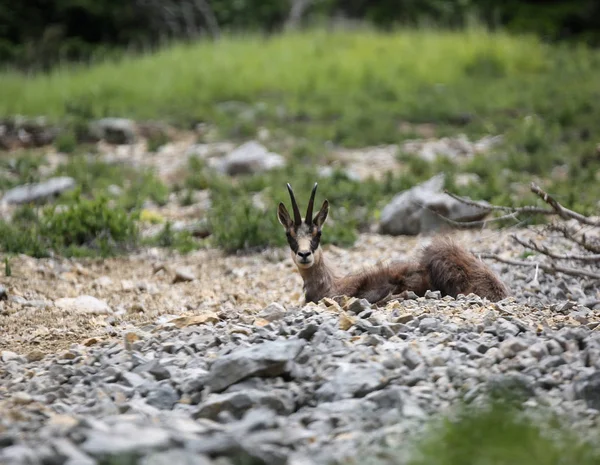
xmin=477 ymin=253 xmax=600 ymax=280
xmin=530 ymin=182 xmax=600 ymax=226
xmin=443 ymin=190 xmax=554 ymax=215
xmin=511 ymin=234 xmax=600 ymax=262
xmin=445 ymin=181 xmax=599 ymax=283
xmin=548 ymin=223 xmax=600 ymax=254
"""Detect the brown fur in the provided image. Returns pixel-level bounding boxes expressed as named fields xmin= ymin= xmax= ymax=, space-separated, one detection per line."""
xmin=299 ymin=238 xmax=509 ymax=304
xmin=279 ymin=183 xmax=510 ymax=305
xmin=420 ymin=237 xmax=510 ymax=302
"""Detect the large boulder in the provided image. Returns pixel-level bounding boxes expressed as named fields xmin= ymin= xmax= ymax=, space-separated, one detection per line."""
xmin=88 ymin=118 xmax=137 ymax=144
xmin=211 ymin=141 xmax=286 ymax=175
xmin=378 ymin=173 xmax=490 ymax=235
xmin=1 ymin=176 xmax=76 ymax=205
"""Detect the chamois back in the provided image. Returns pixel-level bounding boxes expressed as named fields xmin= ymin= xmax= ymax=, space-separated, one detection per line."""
xmin=420 ymin=237 xmax=509 ymax=302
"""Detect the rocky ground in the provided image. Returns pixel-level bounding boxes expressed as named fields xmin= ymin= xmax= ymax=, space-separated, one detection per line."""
xmin=1 ymin=227 xmax=600 ymax=465
xmin=1 ymin=119 xmax=599 ymax=464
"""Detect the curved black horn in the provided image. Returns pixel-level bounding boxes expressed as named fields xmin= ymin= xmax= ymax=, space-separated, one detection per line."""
xmin=286 ymin=183 xmax=302 ymax=226
xmin=305 ymin=182 xmax=318 ymax=225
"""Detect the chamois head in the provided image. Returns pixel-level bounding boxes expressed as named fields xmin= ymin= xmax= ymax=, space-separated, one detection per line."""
xmin=277 ymin=182 xmax=329 ymax=269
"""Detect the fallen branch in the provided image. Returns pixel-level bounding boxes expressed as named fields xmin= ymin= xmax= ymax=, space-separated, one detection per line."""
xmin=443 ymin=190 xmax=554 ymax=215
xmin=548 ymin=223 xmax=600 ymax=254
xmin=530 ymin=182 xmax=599 ymax=226
xmin=477 ymin=253 xmax=600 ymax=280
xmin=511 ymin=234 xmax=600 ymax=262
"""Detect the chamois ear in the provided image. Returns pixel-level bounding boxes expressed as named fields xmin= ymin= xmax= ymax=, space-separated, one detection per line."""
xmin=277 ymin=202 xmax=293 ymax=229
xmin=313 ymin=199 xmax=329 ymax=230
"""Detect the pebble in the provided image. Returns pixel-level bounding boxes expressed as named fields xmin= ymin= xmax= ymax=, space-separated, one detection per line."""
xmin=3 ymin=279 xmax=600 ymax=465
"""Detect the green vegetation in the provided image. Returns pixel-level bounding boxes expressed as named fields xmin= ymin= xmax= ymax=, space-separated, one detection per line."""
xmin=405 ymin=401 xmax=600 ymax=465
xmin=3 ymin=1 xmax=599 ymax=71
xmin=0 ymin=194 xmax=138 ymax=258
xmin=1 ymin=27 xmax=599 ymax=255
xmin=143 ymin=221 xmax=202 ymax=255
xmin=351 ymin=399 xmax=600 ymax=465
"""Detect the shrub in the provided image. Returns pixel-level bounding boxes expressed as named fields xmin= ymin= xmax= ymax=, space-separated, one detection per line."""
xmin=145 ymin=221 xmax=202 ymax=254
xmin=0 ymin=194 xmax=139 ymax=258
xmin=41 ymin=193 xmax=139 ymax=256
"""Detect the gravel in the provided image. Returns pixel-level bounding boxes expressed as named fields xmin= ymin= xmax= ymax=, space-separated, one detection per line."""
xmin=2 ymin=286 xmax=600 ymax=465
xmin=1 ymin=224 xmax=599 ymax=464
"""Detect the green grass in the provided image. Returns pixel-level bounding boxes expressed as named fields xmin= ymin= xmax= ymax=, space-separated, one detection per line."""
xmin=0 ymin=194 xmax=139 ymax=258
xmin=359 ymin=399 xmax=600 ymax=465
xmin=1 ymin=26 xmax=600 ymax=254
xmin=0 ymin=27 xmax=573 ymax=131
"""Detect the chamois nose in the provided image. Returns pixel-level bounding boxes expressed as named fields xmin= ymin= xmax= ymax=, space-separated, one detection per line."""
xmin=297 ymin=251 xmax=312 ymax=261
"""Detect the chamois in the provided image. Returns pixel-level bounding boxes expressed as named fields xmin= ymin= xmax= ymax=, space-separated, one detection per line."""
xmin=277 ymin=183 xmax=510 ymax=304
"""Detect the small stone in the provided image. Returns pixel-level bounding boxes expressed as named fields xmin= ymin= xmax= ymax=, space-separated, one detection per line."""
xmin=173 ymin=268 xmax=196 ymax=283
xmin=81 ymin=424 xmax=171 ymax=456
xmin=12 ymin=392 xmax=33 ymax=405
xmin=315 ymin=363 xmax=388 ymax=401
xmin=168 ymin=312 xmax=219 ymax=328
xmin=339 ymin=313 xmax=356 ymax=331
xmin=402 ymin=347 xmax=423 ymax=369
xmin=54 ymin=295 xmax=113 ymax=315
xmin=195 ymin=389 xmax=293 ymax=420
xmin=347 ymin=298 xmax=371 ymax=315
xmin=146 ymin=382 xmax=179 ymax=410
xmin=0 ymin=285 xmax=7 ymax=300
xmin=298 ymin=323 xmax=318 ymax=341
xmin=495 ymin=319 xmax=520 ymax=338
xmin=93 ymin=276 xmax=113 ymax=288
xmin=425 ymin=290 xmax=441 ymax=299
xmin=419 ymin=317 xmax=440 ymax=334
xmin=26 ymin=349 xmax=45 ymax=362
xmin=1 ymin=350 xmax=19 ymax=362
xmin=121 ymin=371 xmax=147 ymax=388
xmin=528 ymin=342 xmax=549 ymax=361
xmin=215 ymin=140 xmax=286 ymax=175
xmin=394 ymin=313 xmax=414 ymax=324
xmin=258 ymin=302 xmax=287 ymax=322
xmin=82 ymin=337 xmax=102 ymax=347
xmin=206 ymin=339 xmax=306 ymax=392
xmin=499 ymin=337 xmax=529 ymax=358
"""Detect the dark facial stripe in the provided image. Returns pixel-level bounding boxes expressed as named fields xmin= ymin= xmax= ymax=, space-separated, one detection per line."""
xmin=286 ymin=232 xmax=299 ymax=253
xmin=310 ymin=231 xmax=321 ymax=251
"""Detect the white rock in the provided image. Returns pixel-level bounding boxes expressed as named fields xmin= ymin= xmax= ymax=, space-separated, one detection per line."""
xmin=54 ymin=295 xmax=113 ymax=315
xmin=213 ymin=141 xmax=286 ymax=175
xmin=2 ymin=177 xmax=76 ymax=205
xmin=379 ymin=173 xmax=490 ymax=235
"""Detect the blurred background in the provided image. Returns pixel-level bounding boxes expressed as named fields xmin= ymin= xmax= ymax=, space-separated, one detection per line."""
xmin=2 ymin=0 xmax=600 ymax=70
xmin=0 ymin=0 xmax=599 ymax=256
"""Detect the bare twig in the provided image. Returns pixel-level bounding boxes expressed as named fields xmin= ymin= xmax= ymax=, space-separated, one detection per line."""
xmin=443 ymin=190 xmax=554 ymax=215
xmin=511 ymin=234 xmax=600 ymax=262
xmin=548 ymin=223 xmax=600 ymax=254
xmin=530 ymin=182 xmax=600 ymax=226
xmin=432 ymin=210 xmax=523 ymax=229
xmin=478 ymin=253 xmax=600 ymax=280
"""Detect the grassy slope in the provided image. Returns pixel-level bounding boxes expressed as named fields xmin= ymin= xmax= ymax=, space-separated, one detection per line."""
xmin=0 ymin=28 xmax=551 ymax=123
xmin=1 ymin=27 xmax=600 ymax=252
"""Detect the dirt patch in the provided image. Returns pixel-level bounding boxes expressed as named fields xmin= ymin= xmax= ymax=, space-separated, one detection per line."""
xmin=0 ymin=229 xmax=523 ymax=355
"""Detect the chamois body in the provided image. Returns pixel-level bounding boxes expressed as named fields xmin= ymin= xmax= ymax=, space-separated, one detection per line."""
xmin=278 ymin=183 xmax=510 ymax=305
